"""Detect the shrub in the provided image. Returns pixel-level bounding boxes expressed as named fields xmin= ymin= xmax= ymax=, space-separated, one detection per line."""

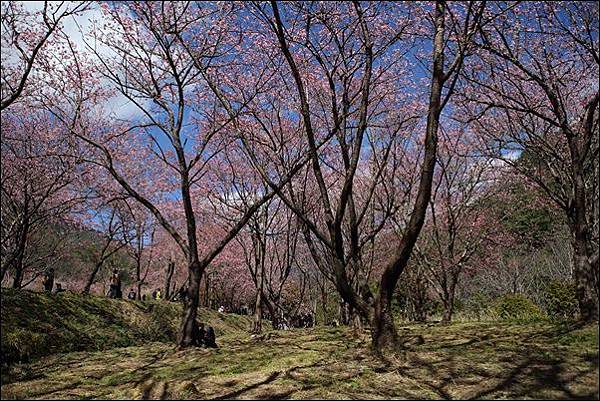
xmin=494 ymin=293 xmax=544 ymax=321
xmin=543 ymin=280 xmax=578 ymax=320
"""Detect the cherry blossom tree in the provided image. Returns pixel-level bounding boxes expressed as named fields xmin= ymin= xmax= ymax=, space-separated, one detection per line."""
xmin=243 ymin=1 xmax=485 ymax=349
xmin=414 ymin=128 xmax=500 ymax=323
xmin=120 ymin=202 xmax=157 ymax=300
xmin=1 ymin=104 xmax=89 ymax=288
xmin=460 ymin=1 xmax=599 ymax=320
xmin=1 ymin=1 xmax=91 ymax=110
xmin=43 ymin=2 xmax=319 ymax=348
xmin=81 ymin=202 xmax=129 ymax=295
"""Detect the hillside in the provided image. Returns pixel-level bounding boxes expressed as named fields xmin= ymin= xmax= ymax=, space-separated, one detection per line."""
xmin=1 ymin=288 xmax=255 ymax=364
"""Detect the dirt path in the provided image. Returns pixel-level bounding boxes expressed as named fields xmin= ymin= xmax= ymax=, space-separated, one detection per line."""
xmin=1 ymin=323 xmax=597 ymax=399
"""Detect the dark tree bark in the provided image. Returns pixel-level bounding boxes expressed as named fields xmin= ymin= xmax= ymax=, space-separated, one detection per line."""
xmin=10 ymin=212 xmax=29 ymax=289
xmin=82 ymin=208 xmax=124 ymax=295
xmin=83 ymin=260 xmax=104 ymax=295
xmin=179 ymin=261 xmax=202 ymax=347
xmin=266 ymin=0 xmax=481 ymax=350
xmin=164 ymin=260 xmax=175 ymax=300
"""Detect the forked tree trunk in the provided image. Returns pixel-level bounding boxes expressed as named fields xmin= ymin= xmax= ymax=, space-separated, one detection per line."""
xmin=441 ymin=296 xmax=454 ymax=324
xmin=441 ymin=274 xmax=457 ymax=324
xmin=371 ymin=0 xmax=447 ymax=351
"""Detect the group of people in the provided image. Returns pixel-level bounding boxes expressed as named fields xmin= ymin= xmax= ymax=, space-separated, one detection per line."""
xmin=192 ymin=321 xmax=218 ymax=348
xmin=291 ymin=313 xmax=314 ymax=329
xmin=125 ymin=287 xmax=171 ymax=301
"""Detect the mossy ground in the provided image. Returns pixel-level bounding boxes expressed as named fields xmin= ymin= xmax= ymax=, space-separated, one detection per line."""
xmin=1 ymin=321 xmax=598 ymax=400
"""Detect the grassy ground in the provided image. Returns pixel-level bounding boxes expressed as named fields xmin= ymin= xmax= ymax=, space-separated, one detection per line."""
xmin=1 ymin=321 xmax=597 ymax=400
xmin=1 ymin=288 xmax=255 ymax=364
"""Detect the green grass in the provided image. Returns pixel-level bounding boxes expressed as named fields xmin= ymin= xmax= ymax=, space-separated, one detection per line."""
xmin=0 ymin=288 xmax=255 ymax=364
xmin=1 ymin=321 xmax=597 ymax=400
xmin=1 ymin=288 xmax=598 ymax=399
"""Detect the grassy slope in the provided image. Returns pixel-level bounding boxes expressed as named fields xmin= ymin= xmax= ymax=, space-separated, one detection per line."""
xmin=1 ymin=320 xmax=598 ymax=399
xmin=0 ymin=288 xmax=254 ymax=364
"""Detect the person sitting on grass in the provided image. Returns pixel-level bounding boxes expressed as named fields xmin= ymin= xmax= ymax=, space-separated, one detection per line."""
xmin=190 ymin=320 xmax=206 ymax=347
xmin=53 ymin=283 xmax=66 ymax=295
xmin=127 ymin=288 xmax=136 ymax=300
xmin=204 ymin=326 xmax=218 ymax=348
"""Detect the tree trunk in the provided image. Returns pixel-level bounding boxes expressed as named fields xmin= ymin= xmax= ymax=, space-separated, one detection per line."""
xmin=164 ymin=261 xmax=175 ymax=300
xmin=320 ymin=283 xmax=329 ymax=325
xmin=350 ymin=308 xmax=364 ymax=335
xmin=178 ymin=260 xmax=202 ymax=348
xmin=372 ymin=292 xmax=398 ymax=351
xmin=263 ymin=295 xmax=280 ymax=330
xmin=135 ymin=258 xmax=143 ymax=300
xmin=441 ymin=273 xmax=457 ymax=324
xmin=371 ymin=0 xmax=445 ymax=351
xmin=441 ymin=296 xmax=454 ymax=324
xmin=252 ymin=258 xmax=265 ymax=333
xmin=83 ymin=261 xmax=103 ymax=294
xmin=570 ymin=223 xmax=599 ymax=321
xmin=11 ymin=263 xmax=24 ymax=289
xmin=10 ymin=217 xmax=29 ymax=289
xmin=339 ymin=301 xmax=349 ymax=325
xmin=203 ymin=274 xmax=210 ymax=307
xmin=253 ymin=291 xmax=263 ymax=333
xmin=570 ymin=153 xmax=598 ymax=321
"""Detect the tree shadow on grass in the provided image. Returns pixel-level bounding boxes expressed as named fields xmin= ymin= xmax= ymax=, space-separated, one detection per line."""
xmin=375 ymin=322 xmax=599 ymax=400
xmin=211 ymin=371 xmax=281 ymax=400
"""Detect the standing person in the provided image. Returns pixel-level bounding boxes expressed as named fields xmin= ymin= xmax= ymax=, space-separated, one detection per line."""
xmin=114 ymin=269 xmax=123 ymax=299
xmin=42 ymin=268 xmax=54 ymax=293
xmin=156 ymin=288 xmax=162 ymax=300
xmin=108 ymin=270 xmax=119 ymax=299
